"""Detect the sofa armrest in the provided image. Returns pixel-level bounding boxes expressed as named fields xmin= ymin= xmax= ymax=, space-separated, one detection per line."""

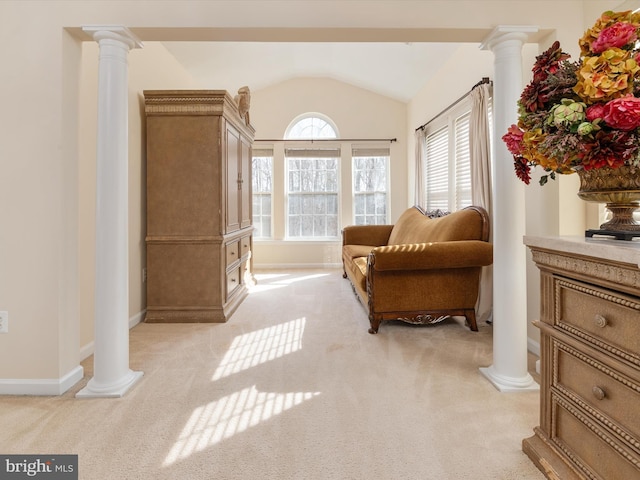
xmin=342 ymin=224 xmax=394 ymax=247
xmin=369 ymin=241 xmax=493 ymax=271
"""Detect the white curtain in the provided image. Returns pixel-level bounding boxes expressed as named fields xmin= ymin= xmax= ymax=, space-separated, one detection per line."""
xmin=414 ymin=128 xmax=426 ymax=209
xmin=469 ymin=82 xmax=494 ymax=323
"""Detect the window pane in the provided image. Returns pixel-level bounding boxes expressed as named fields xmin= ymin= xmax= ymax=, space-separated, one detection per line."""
xmin=352 ymin=155 xmax=388 ymax=225
xmin=252 ymin=156 xmax=273 ymax=238
xmin=286 ymin=116 xmax=337 ymax=140
xmin=286 ymin=154 xmax=340 ymax=238
xmin=301 ymin=215 xmax=313 ymax=236
xmin=289 ymin=215 xmax=301 ymax=236
xmin=289 ymin=195 xmax=301 ymax=214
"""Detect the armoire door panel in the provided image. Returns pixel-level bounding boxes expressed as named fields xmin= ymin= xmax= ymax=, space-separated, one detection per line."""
xmin=225 ymin=123 xmax=240 ymax=233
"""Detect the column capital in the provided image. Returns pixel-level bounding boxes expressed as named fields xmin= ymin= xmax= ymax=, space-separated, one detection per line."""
xmin=82 ymin=25 xmax=143 ymax=50
xmin=480 ymin=25 xmax=539 ymax=51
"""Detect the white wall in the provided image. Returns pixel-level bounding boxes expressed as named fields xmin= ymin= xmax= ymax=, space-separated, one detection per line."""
xmin=0 ymin=8 xmax=82 ymax=385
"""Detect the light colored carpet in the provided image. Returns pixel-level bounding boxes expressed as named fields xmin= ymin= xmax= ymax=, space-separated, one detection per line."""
xmin=0 ymin=269 xmax=545 ymax=479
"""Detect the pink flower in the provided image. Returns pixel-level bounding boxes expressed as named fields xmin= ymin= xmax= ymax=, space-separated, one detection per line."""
xmin=586 ymin=103 xmax=606 ymax=121
xmin=502 ymin=125 xmax=524 ymax=155
xmin=603 ymin=95 xmax=640 ymax=130
xmin=591 ymin=22 xmax=638 ymax=54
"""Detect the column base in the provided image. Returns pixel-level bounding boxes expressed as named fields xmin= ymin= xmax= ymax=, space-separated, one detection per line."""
xmin=479 ymin=365 xmax=539 ymax=392
xmin=76 ymin=370 xmax=143 ymax=398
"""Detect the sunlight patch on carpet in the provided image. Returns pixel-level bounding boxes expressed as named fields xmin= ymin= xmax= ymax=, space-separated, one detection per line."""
xmin=211 ymin=317 xmax=306 ymax=381
xmin=249 ymin=272 xmax=330 ymax=293
xmin=163 ymin=386 xmax=320 ymax=466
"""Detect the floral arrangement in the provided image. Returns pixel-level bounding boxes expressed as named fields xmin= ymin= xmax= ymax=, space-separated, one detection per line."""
xmin=502 ymin=10 xmax=640 ymax=185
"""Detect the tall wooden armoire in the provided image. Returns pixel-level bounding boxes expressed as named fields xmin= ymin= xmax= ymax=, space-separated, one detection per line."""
xmin=143 ymin=90 xmax=255 ymax=323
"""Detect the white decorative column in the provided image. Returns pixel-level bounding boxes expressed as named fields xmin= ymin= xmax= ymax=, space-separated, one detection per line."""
xmin=77 ymin=26 xmax=143 ymax=398
xmin=479 ymin=26 xmax=539 ymax=392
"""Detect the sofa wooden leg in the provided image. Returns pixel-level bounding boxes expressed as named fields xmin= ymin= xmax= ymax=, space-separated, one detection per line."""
xmin=368 ymin=316 xmax=380 ymax=334
xmin=465 ymin=309 xmax=478 ymax=332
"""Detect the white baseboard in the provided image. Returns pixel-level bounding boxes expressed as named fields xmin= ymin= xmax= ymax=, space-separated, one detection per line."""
xmin=253 ymin=263 xmax=342 ymax=270
xmin=79 ymin=341 xmax=95 ymax=362
xmin=0 ymin=365 xmax=84 ymax=396
xmin=79 ymin=310 xmax=146 ymax=362
xmin=3 ymin=310 xmax=147 ymax=395
xmin=129 ymin=310 xmax=145 ymax=329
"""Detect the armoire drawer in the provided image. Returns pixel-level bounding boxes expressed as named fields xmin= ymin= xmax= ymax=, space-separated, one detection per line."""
xmin=226 ymin=267 xmax=241 ymax=299
xmin=552 ymin=395 xmax=640 ymax=480
xmin=226 ymin=240 xmax=240 ymax=267
xmin=555 ymin=278 xmax=640 ymax=364
xmin=240 ymin=235 xmax=251 ymax=257
xmin=555 ymin=341 xmax=640 ymax=441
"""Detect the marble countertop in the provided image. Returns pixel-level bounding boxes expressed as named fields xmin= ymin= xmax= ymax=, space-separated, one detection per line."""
xmin=524 ymin=235 xmax=640 ymax=267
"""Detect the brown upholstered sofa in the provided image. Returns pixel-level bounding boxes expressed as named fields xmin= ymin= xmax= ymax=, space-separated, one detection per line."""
xmin=342 ymin=206 xmax=493 ymax=334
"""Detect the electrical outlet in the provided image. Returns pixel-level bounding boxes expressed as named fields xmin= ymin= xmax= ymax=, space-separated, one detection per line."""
xmin=0 ymin=311 xmax=8 ymax=334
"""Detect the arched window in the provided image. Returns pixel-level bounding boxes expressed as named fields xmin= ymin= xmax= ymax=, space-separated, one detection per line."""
xmin=285 ymin=114 xmax=340 ymax=238
xmin=285 ymin=114 xmax=339 ymax=140
xmin=251 ymin=113 xmax=390 ymax=240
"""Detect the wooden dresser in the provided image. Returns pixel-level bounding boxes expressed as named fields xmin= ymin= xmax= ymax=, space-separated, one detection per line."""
xmin=524 ymin=236 xmax=640 ymax=480
xmin=143 ymin=90 xmax=255 ymax=323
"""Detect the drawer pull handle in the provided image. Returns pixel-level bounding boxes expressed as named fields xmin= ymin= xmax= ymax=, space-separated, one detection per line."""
xmin=594 ymin=314 xmax=607 ymax=328
xmin=592 ymin=386 xmax=606 ymax=400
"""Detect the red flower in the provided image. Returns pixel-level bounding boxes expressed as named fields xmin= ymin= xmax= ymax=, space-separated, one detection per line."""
xmin=580 ymin=129 xmax=639 ymax=169
xmin=586 ymin=103 xmax=606 ymax=121
xmin=591 ymin=22 xmax=638 ymax=54
xmin=502 ymin=125 xmax=524 ymax=155
xmin=602 ymin=95 xmax=640 ymax=130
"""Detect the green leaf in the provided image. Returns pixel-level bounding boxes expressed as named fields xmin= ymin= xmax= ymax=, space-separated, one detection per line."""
xmin=539 ymin=175 xmax=549 ymax=186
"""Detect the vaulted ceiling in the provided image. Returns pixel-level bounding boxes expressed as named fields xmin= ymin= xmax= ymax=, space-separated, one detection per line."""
xmin=162 ymin=41 xmax=464 ymax=103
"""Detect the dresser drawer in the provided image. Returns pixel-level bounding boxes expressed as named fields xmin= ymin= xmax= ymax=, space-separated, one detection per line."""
xmin=555 ymin=278 xmax=640 ymax=364
xmin=552 ymin=395 xmax=640 ymax=480
xmin=226 ymin=240 xmax=240 ymax=267
xmin=555 ymin=341 xmax=640 ymax=441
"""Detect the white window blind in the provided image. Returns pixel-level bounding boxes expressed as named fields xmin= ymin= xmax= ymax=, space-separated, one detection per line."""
xmin=425 ymin=126 xmax=449 ymax=211
xmin=423 ymin=93 xmax=487 ymax=213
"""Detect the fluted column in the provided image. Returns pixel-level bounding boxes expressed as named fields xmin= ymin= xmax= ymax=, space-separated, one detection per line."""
xmin=479 ymin=26 xmax=539 ymax=392
xmin=77 ymin=26 xmax=143 ymax=398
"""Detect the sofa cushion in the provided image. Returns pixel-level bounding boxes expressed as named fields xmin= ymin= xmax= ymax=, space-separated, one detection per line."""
xmin=426 ymin=208 xmax=487 ymax=242
xmin=387 ymin=207 xmax=436 ymax=245
xmin=345 ymin=255 xmax=368 ymax=304
xmin=387 ymin=206 xmax=487 ymax=245
xmin=342 ymin=244 xmax=376 ymax=262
